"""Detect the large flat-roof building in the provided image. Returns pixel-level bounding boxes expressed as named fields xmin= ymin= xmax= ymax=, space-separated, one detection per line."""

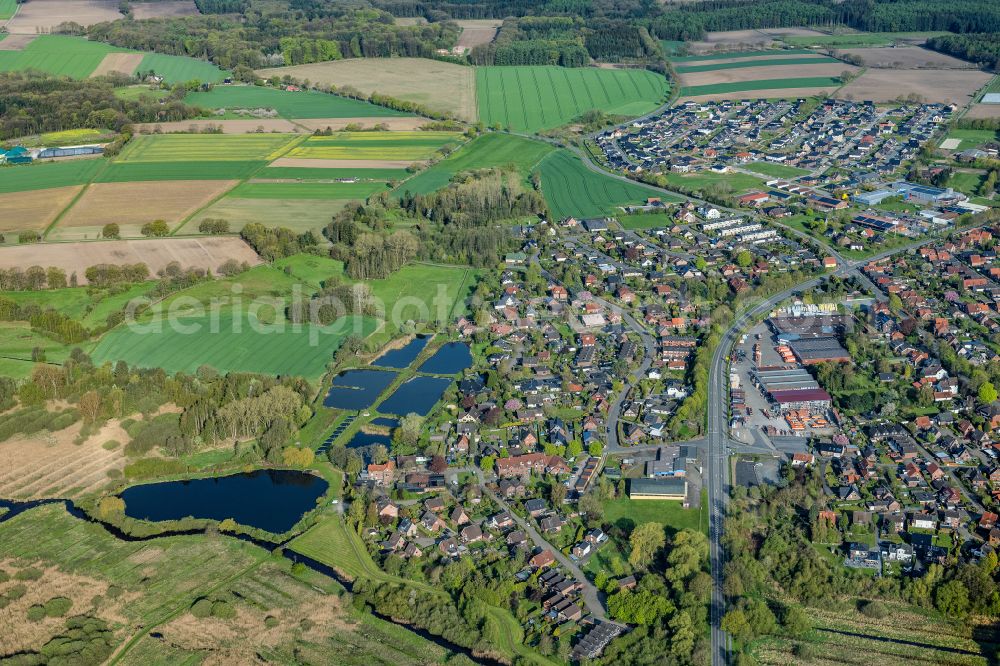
xmin=787 ymin=337 xmax=851 ymax=365
xmin=628 ymin=477 xmax=687 ymax=500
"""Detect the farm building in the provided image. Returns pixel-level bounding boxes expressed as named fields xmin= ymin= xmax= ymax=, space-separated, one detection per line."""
xmin=627 ymin=477 xmax=687 ymax=501
xmin=37 ymin=145 xmax=103 ymax=159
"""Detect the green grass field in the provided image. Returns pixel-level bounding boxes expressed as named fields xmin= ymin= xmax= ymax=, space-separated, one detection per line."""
xmin=96 ymin=160 xmax=268 ymax=182
xmin=661 ymin=170 xmax=766 ymax=192
xmin=136 ymin=52 xmax=228 ymax=84
xmin=397 ymin=133 xmax=554 ymax=195
xmin=92 ymin=312 xmax=376 ymax=379
xmin=185 ymin=86 xmax=411 ymax=119
xmin=228 ymin=181 xmax=389 ymax=200
xmin=681 ymin=76 xmax=843 ymax=97
xmin=262 ymin=166 xmax=411 ymax=181
xmin=947 ymin=171 xmax=987 ymax=195
xmin=0 ymin=35 xmax=129 ymax=78
xmin=620 ymin=213 xmax=672 ymax=230
xmin=945 ymin=128 xmax=1000 ymax=149
xmin=781 ymin=31 xmax=949 ymax=48
xmin=273 ymin=255 xmax=345 ymax=289
xmin=538 ymin=150 xmax=675 ymax=219
xmin=670 ymin=48 xmax=814 ymax=62
xmin=745 ymin=161 xmax=811 ymax=178
xmin=0 ymin=322 xmax=74 ymax=376
xmin=603 ymin=495 xmax=708 ymax=537
xmin=674 ymin=56 xmax=837 ymax=73
xmin=287 ymin=132 xmax=461 ymax=161
xmin=476 ymin=66 xmax=668 ymax=133
xmin=186 ymin=197 xmax=352 ymax=234
xmin=115 ymin=134 xmax=298 ymax=163
xmin=0 ymin=159 xmax=103 ymax=193
xmin=0 ymin=0 xmax=15 ymax=19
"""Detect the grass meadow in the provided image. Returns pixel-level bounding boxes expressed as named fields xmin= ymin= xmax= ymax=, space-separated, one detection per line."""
xmin=92 ymin=312 xmax=377 ymax=379
xmin=745 ymin=162 xmax=811 ymax=179
xmin=136 ymin=52 xmax=228 ymax=84
xmin=185 ymin=86 xmax=412 ymax=119
xmin=262 ymin=166 xmax=411 ymax=181
xmin=670 ymin=48 xmax=815 ymax=62
xmin=476 ymin=66 xmax=668 ymax=132
xmin=0 ymin=0 xmax=15 ymax=19
xmin=538 ymin=149 xmax=675 ymax=219
xmin=398 ymin=132 xmax=553 ymax=194
xmin=96 ymin=160 xmax=267 ymax=182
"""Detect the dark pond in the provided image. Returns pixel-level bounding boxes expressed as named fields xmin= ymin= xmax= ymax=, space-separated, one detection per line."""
xmin=418 ymin=342 xmax=472 ymax=374
xmin=345 ymin=431 xmax=393 ymax=450
xmin=370 ymin=417 xmax=399 ymax=429
xmin=119 ymin=469 xmax=328 ymax=534
xmin=323 ymin=369 xmax=398 ymax=410
xmin=378 ymin=376 xmax=453 ymax=416
xmin=371 ymin=335 xmax=430 ymax=369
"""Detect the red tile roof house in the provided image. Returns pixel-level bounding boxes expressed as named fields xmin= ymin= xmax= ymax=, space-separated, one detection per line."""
xmin=367 ymin=461 xmax=396 ymax=486
xmin=529 ymin=549 xmax=555 ymax=569
xmin=495 ymin=453 xmax=569 ymax=479
xmin=738 ymin=192 xmax=770 ymax=207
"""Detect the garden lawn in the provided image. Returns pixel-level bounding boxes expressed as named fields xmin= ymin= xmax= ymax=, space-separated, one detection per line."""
xmin=114 ymin=133 xmax=299 ymax=162
xmin=477 ymin=66 xmax=668 ymax=133
xmin=229 ymin=181 xmax=389 ymax=200
xmin=185 ymin=86 xmax=411 ymax=119
xmin=681 ymin=76 xmax=843 ymax=96
xmin=0 ymin=159 xmax=103 ymax=194
xmin=91 ymin=312 xmax=376 ymax=380
xmin=538 ymin=149 xmax=676 ymax=219
xmin=287 ymin=132 xmax=461 ymax=161
xmin=0 ymin=35 xmax=129 ymax=78
xmin=397 ymin=132 xmax=553 ymax=195
xmin=137 ymin=52 xmax=228 ymax=84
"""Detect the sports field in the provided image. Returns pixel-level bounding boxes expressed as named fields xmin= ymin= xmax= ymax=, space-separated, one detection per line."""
xmin=185 ymin=86 xmax=412 ymax=119
xmin=92 ymin=312 xmax=377 ymax=379
xmin=398 ymin=133 xmax=554 ymax=194
xmin=114 ymin=133 xmax=299 ymax=162
xmin=538 ymin=149 xmax=674 ymax=220
xmin=136 ymin=52 xmax=228 ymax=84
xmin=286 ymin=132 xmax=461 ymax=162
xmin=228 ymin=181 xmax=389 ymax=200
xmin=477 ymin=66 xmax=668 ymax=133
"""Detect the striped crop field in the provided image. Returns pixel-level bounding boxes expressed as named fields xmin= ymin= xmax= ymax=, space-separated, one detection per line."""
xmin=476 ymin=66 xmax=668 ymax=133
xmin=680 ymin=77 xmax=844 ymax=97
xmin=114 ymin=134 xmax=299 ymax=162
xmin=670 ymin=48 xmax=815 ymax=62
xmin=286 ymin=132 xmax=462 ymax=161
xmin=674 ymin=56 xmax=839 ymax=73
xmin=538 ymin=150 xmax=678 ymax=220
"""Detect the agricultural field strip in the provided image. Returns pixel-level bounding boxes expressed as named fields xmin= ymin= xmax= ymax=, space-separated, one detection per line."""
xmin=114 ymin=134 xmax=301 ymax=163
xmin=674 ymin=56 xmax=839 ymax=73
xmin=670 ymin=48 xmax=816 ymax=62
xmin=681 ymin=76 xmax=844 ymax=96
